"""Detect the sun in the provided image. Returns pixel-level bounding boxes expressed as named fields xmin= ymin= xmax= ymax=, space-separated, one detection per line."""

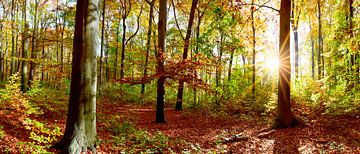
xmin=264 ymin=56 xmax=280 ymax=71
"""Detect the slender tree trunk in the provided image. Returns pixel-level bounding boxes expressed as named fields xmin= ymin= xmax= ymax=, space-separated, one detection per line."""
xmin=141 ymin=0 xmax=155 ymax=99
xmin=215 ymin=33 xmax=223 ymax=107
xmin=105 ymin=21 xmax=110 ymax=82
xmin=317 ymin=0 xmax=323 ymax=79
xmin=275 ymin=0 xmax=297 ymax=128
xmin=21 ymin=0 xmax=29 ymax=93
xmin=54 ymin=0 xmax=99 ymax=152
xmin=175 ymin=0 xmax=198 ymax=111
xmin=228 ymin=48 xmax=234 ymax=81
xmin=251 ymin=0 xmax=256 ymax=96
xmin=29 ymin=0 xmax=39 ymax=87
xmin=60 ymin=10 xmax=66 ymax=75
xmin=291 ymin=0 xmax=300 ymax=79
xmin=99 ymin=0 xmax=106 ymax=86
xmin=156 ymin=0 xmax=167 ymax=123
xmin=10 ymin=0 xmax=16 ymax=75
xmin=114 ymin=16 xmax=121 ymax=80
xmin=120 ymin=17 xmax=126 ymax=79
xmin=242 ymin=54 xmax=246 ymax=75
xmin=310 ymin=24 xmax=315 ymax=79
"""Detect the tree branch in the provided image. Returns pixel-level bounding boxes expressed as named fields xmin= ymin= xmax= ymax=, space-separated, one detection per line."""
xmin=126 ymin=3 xmax=143 ymax=44
xmin=172 ymin=0 xmax=185 ymax=40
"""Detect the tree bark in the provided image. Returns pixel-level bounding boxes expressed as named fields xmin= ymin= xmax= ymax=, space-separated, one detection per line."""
xmin=275 ymin=0 xmax=297 ymax=128
xmin=175 ymin=0 xmax=198 ymax=111
xmin=228 ymin=48 xmax=234 ymax=81
xmin=141 ymin=0 xmax=155 ymax=99
xmin=29 ymin=0 xmax=39 ymax=88
xmin=10 ymin=0 xmax=16 ymax=75
xmin=290 ymin=0 xmax=300 ymax=79
xmin=310 ymin=24 xmax=315 ymax=79
xmin=251 ymin=1 xmax=256 ymax=97
xmin=120 ymin=17 xmax=126 ymax=79
xmin=99 ymin=0 xmax=106 ymax=86
xmin=114 ymin=16 xmax=121 ymax=80
xmin=21 ymin=0 xmax=29 ymax=93
xmin=156 ymin=0 xmax=167 ymax=123
xmin=53 ymin=0 xmax=99 ymax=152
xmin=317 ymin=0 xmax=323 ymax=79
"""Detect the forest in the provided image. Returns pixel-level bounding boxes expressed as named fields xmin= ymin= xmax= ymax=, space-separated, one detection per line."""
xmin=0 ymin=0 xmax=359 ymax=153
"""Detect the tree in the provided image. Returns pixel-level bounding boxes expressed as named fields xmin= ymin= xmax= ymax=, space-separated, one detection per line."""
xmin=54 ymin=0 xmax=99 ymax=152
xmin=21 ymin=0 xmax=29 ymax=93
xmin=175 ymin=0 xmax=198 ymax=111
xmin=317 ymin=0 xmax=323 ymax=79
xmin=251 ymin=0 xmax=256 ymax=97
xmin=156 ymin=0 xmax=167 ymax=123
xmin=290 ymin=0 xmax=302 ymax=79
xmin=28 ymin=0 xmax=39 ymax=88
xmin=275 ymin=0 xmax=298 ymax=128
xmin=141 ymin=0 xmax=155 ymax=99
xmin=119 ymin=0 xmax=142 ymax=79
xmin=99 ymin=0 xmax=106 ymax=86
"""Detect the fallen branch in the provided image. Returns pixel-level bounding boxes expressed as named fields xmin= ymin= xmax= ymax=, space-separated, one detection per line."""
xmin=222 ymin=133 xmax=249 ymax=144
xmin=257 ymin=129 xmax=275 ymax=138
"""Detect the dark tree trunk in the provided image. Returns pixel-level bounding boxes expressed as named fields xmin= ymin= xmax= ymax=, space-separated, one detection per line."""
xmin=53 ymin=0 xmax=99 ymax=152
xmin=175 ymin=0 xmax=198 ymax=111
xmin=228 ymin=48 xmax=234 ymax=81
xmin=120 ymin=17 xmax=126 ymax=79
xmin=275 ymin=0 xmax=298 ymax=128
xmin=156 ymin=0 xmax=167 ymax=123
xmin=21 ymin=0 xmax=29 ymax=93
xmin=10 ymin=0 xmax=16 ymax=75
xmin=141 ymin=0 xmax=155 ymax=99
xmin=251 ymin=0 xmax=256 ymax=96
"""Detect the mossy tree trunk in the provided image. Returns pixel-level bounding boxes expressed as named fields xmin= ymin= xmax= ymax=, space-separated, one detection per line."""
xmin=54 ymin=0 xmax=99 ymax=152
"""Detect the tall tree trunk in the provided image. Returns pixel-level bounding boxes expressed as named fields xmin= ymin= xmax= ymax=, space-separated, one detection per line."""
xmin=114 ymin=16 xmax=121 ymax=80
xmin=120 ymin=17 xmax=126 ymax=79
xmin=10 ymin=0 xmax=16 ymax=75
xmin=291 ymin=0 xmax=300 ymax=79
xmin=215 ymin=33 xmax=223 ymax=107
xmin=275 ymin=0 xmax=297 ymax=128
xmin=317 ymin=0 xmax=323 ymax=79
xmin=175 ymin=0 xmax=198 ymax=111
xmin=251 ymin=0 xmax=256 ymax=97
xmin=21 ymin=0 xmax=29 ymax=93
xmin=228 ymin=48 xmax=234 ymax=81
xmin=156 ymin=0 xmax=167 ymax=123
xmin=29 ymin=0 xmax=39 ymax=88
xmin=310 ymin=24 xmax=315 ymax=79
xmin=53 ymin=0 xmax=99 ymax=152
xmin=141 ymin=0 xmax=155 ymax=99
xmin=60 ymin=9 xmax=66 ymax=75
xmin=99 ymin=0 xmax=106 ymax=86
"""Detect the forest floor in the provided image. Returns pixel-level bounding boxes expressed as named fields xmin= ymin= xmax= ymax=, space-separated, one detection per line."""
xmin=0 ymin=91 xmax=360 ymax=153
